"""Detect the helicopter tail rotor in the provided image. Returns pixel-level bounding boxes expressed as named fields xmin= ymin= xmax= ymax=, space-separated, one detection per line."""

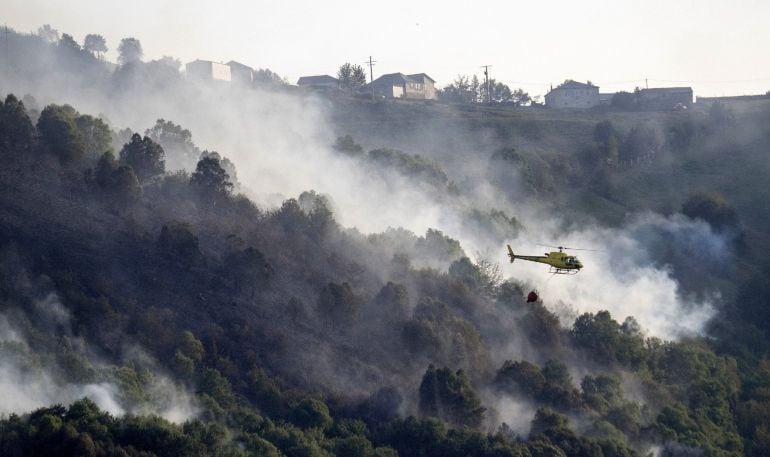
xmin=506 ymin=245 xmax=515 ymax=263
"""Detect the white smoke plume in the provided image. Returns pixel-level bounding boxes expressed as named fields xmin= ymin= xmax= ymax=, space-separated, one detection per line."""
xmin=0 ymin=292 xmax=197 ymax=422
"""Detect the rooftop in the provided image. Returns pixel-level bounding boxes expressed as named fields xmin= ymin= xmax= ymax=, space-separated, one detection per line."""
xmin=297 ymin=75 xmax=339 ymax=85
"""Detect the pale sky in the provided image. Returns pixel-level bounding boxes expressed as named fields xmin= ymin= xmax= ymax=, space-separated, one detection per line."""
xmin=4 ymin=0 xmax=770 ymax=97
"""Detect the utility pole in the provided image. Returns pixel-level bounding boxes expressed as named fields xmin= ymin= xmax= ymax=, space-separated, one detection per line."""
xmin=366 ymin=56 xmax=377 ymax=100
xmin=645 ymin=78 xmax=648 ymax=89
xmin=481 ymin=65 xmax=492 ymax=103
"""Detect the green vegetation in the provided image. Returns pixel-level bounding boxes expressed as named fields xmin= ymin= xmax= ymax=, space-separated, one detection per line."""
xmin=1 ymin=24 xmax=770 ymax=456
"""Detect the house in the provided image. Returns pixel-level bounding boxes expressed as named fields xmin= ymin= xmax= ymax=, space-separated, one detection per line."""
xmin=227 ymin=61 xmax=254 ymax=85
xmin=405 ymin=73 xmax=437 ymax=99
xmin=598 ymin=93 xmax=615 ymax=105
xmin=364 ymin=73 xmax=437 ymax=100
xmin=186 ymin=60 xmax=231 ymax=82
xmin=297 ymin=75 xmax=339 ymax=89
xmin=696 ymin=93 xmax=770 ymax=106
xmin=544 ymin=80 xmax=600 ymax=109
xmin=636 ymin=87 xmax=693 ymax=110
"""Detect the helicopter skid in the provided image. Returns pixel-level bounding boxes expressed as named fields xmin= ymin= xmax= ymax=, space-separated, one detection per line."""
xmin=549 ymin=267 xmax=580 ymax=275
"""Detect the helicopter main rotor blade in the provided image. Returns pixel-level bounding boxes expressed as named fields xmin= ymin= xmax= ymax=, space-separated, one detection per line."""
xmin=536 ymin=243 xmax=602 ymax=252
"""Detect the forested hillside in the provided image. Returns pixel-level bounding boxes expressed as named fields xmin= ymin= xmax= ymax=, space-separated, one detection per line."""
xmin=1 ymin=26 xmax=770 ymax=457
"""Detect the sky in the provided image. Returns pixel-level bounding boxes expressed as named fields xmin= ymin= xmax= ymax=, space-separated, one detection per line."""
xmin=4 ymin=0 xmax=770 ymax=97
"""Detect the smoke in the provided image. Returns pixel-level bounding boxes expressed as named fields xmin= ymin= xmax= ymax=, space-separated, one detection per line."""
xmin=507 ymin=212 xmax=724 ymax=340
xmin=483 ymin=392 xmax=537 ymax=436
xmin=0 ymin=291 xmax=197 ymax=422
xmin=0 ymin=35 xmax=736 ymax=445
xmin=5 ymin=50 xmax=725 ymax=367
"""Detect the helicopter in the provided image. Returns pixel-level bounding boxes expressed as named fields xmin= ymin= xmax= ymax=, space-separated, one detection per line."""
xmin=506 ymin=244 xmax=594 ymax=275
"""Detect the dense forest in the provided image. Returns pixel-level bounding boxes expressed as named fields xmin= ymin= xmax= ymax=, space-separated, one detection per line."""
xmin=1 ymin=25 xmax=770 ymax=457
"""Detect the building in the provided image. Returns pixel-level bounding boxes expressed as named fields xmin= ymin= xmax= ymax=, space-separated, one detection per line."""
xmin=186 ymin=60 xmax=231 ymax=82
xmin=598 ymin=93 xmax=614 ymax=105
xmin=227 ymin=61 xmax=254 ymax=85
xmin=636 ymin=87 xmax=693 ymax=110
xmin=405 ymin=73 xmax=437 ymax=99
xmin=696 ymin=93 xmax=770 ymax=106
xmin=297 ymin=75 xmax=339 ymax=89
xmin=544 ymin=80 xmax=600 ymax=109
xmin=363 ymin=73 xmax=437 ymax=100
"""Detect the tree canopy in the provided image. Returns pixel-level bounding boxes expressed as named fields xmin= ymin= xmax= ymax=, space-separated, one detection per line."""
xmin=337 ymin=62 xmax=368 ymax=91
xmin=83 ymin=34 xmax=107 ymax=58
xmin=119 ymin=133 xmax=165 ymax=181
xmin=118 ymin=37 xmax=143 ymax=65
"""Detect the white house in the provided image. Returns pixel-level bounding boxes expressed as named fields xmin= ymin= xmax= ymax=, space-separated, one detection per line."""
xmin=227 ymin=61 xmax=254 ymax=85
xmin=186 ymin=60 xmax=231 ymax=82
xmin=545 ymin=80 xmax=600 ymax=109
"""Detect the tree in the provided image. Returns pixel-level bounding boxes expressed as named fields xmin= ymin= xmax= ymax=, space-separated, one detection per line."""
xmin=449 ymin=256 xmax=483 ymax=290
xmin=418 ymin=365 xmax=486 ymax=428
xmin=0 ymin=94 xmax=35 ymax=156
xmin=470 ymin=75 xmax=481 ymax=102
xmin=290 ymin=398 xmax=333 ymax=430
xmin=84 ymin=34 xmax=108 ymax=59
xmin=253 ymin=68 xmax=287 ymax=86
xmin=198 ymin=368 xmax=236 ymax=409
xmin=594 ymin=120 xmax=617 ymax=145
xmin=571 ymin=311 xmax=646 ymax=368
xmin=379 ymin=417 xmax=447 ymax=457
xmin=333 ymin=135 xmax=363 ymax=156
xmin=145 ymin=119 xmax=200 ymax=171
xmin=199 ymin=151 xmax=238 ymax=189
xmin=157 ymin=222 xmax=201 ymax=260
xmin=479 ymin=79 xmax=514 ymax=103
xmin=620 ymin=124 xmax=661 ymax=163
xmin=119 ymin=133 xmax=165 ymax=181
xmin=318 ymin=282 xmax=359 ymax=325
xmin=438 ymin=75 xmax=475 ymax=103
xmin=337 ymin=63 xmax=367 ymax=91
xmin=58 ymin=33 xmax=81 ymax=52
xmin=37 ymin=104 xmax=85 ymax=163
xmin=494 ymin=360 xmax=545 ymax=398
xmin=118 ymin=37 xmax=143 ymax=65
xmin=75 ymin=114 xmax=112 ymax=158
xmin=592 ymin=120 xmax=619 ymax=167
xmin=371 ymin=282 xmax=410 ymax=324
xmin=37 ymin=24 xmax=60 ymax=43
xmin=581 ymin=374 xmax=622 ymax=414
xmin=512 ymin=88 xmax=531 ymax=106
xmin=190 ymin=156 xmax=233 ymax=199
xmin=491 ymin=81 xmax=513 ymax=103
xmin=530 ymin=408 xmax=569 ymax=437
xmin=88 ymin=151 xmax=142 ymax=206
xmin=539 ymin=359 xmax=583 ymax=411
xmin=682 ymin=192 xmax=738 ymax=231
xmin=333 ymin=435 xmax=375 ymax=457
xmin=145 ymin=56 xmax=184 ymax=88
xmin=224 ymin=247 xmax=273 ymax=296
